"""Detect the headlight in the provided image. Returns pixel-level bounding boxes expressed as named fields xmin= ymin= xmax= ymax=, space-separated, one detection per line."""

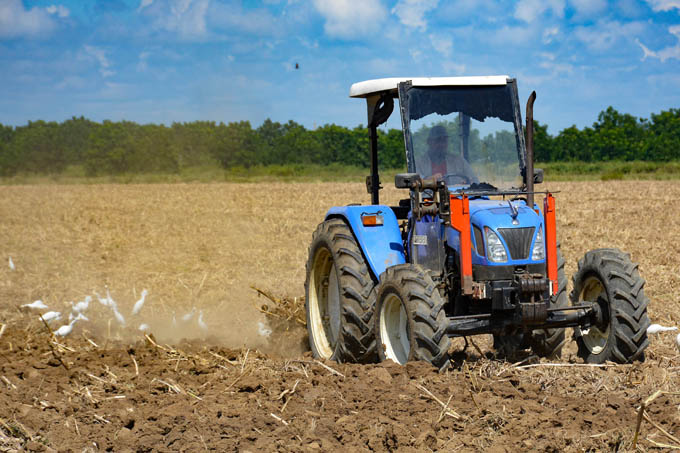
xmin=532 ymin=226 xmax=545 ymax=260
xmin=485 ymin=227 xmax=507 ymax=262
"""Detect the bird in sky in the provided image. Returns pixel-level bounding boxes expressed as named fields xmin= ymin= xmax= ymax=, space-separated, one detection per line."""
xmin=295 ymin=62 xmax=299 ymax=69
xmin=22 ymin=300 xmax=48 ymax=310
xmin=647 ymin=324 xmax=678 ymax=334
xmin=131 ymin=289 xmax=148 ymax=316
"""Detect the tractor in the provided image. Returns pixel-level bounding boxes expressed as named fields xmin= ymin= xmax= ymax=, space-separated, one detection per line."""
xmin=304 ymin=76 xmax=650 ymax=370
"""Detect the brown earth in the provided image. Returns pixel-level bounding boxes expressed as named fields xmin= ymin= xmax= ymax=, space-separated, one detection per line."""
xmin=1 ymin=181 xmax=679 ymax=452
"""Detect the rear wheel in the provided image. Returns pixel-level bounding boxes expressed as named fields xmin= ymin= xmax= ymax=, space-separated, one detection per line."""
xmin=305 ymin=219 xmax=377 ymax=363
xmin=571 ymin=249 xmax=650 ymax=363
xmin=374 ymin=264 xmax=451 ymax=371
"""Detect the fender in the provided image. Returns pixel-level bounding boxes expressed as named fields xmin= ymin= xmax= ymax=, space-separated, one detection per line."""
xmin=326 ymin=205 xmax=406 ymax=280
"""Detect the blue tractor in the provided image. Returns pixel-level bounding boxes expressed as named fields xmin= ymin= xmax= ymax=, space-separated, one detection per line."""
xmin=305 ymin=76 xmax=650 ymax=370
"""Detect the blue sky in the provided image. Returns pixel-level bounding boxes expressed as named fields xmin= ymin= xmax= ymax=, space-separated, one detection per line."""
xmin=1 ymin=0 xmax=679 ymax=134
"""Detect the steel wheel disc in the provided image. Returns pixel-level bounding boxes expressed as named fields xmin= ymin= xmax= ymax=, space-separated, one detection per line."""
xmin=577 ymin=276 xmax=610 ymax=355
xmin=308 ymin=249 xmax=340 ymax=359
xmin=380 ymin=294 xmax=410 ymax=364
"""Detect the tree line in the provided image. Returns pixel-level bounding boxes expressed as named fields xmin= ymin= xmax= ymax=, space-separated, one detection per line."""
xmin=0 ymin=106 xmax=678 ymax=176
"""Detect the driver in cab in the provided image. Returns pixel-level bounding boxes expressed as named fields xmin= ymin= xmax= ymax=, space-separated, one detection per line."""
xmin=423 ymin=125 xmax=478 ymax=185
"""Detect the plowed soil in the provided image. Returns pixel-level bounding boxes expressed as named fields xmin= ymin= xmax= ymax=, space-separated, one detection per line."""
xmin=1 ymin=181 xmax=679 ymax=452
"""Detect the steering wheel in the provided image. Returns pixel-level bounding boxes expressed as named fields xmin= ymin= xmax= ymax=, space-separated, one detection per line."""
xmin=442 ymin=173 xmax=471 ymax=185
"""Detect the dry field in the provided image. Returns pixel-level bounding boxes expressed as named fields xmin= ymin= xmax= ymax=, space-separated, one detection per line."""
xmin=0 ymin=180 xmax=679 ymax=452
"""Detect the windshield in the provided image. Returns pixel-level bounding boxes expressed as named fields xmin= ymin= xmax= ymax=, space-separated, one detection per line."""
xmin=401 ymin=84 xmax=525 ymax=191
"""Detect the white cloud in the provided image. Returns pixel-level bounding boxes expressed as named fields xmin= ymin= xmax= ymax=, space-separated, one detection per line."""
xmin=367 ymin=58 xmax=399 ymax=74
xmin=636 ymin=38 xmax=657 ymax=60
xmin=514 ymin=0 xmax=565 ymax=23
xmin=569 ymin=0 xmax=607 ymax=17
xmin=55 ymin=75 xmax=87 ymax=91
xmin=636 ymin=25 xmax=680 ymax=62
xmin=299 ymin=38 xmax=319 ymax=49
xmin=542 ymin=26 xmax=559 ymax=44
xmin=139 ymin=0 xmax=154 ymax=10
xmin=0 ymin=0 xmax=59 ymax=38
xmin=312 ymin=0 xmax=387 ymax=39
xmin=429 ymin=33 xmax=452 ymax=57
xmin=391 ymin=0 xmax=438 ymax=31
xmin=440 ymin=0 xmax=499 ymax=15
xmin=137 ymin=51 xmax=151 ymax=72
xmin=441 ymin=61 xmax=465 ymax=75
xmin=83 ymin=45 xmax=115 ymax=78
xmin=209 ymin=1 xmax=280 ymax=37
xmin=573 ymin=20 xmax=646 ymax=51
xmin=645 ymin=0 xmax=680 ymax=11
xmin=491 ymin=25 xmax=536 ymax=45
xmin=46 ymin=5 xmax=70 ymax=18
xmin=142 ymin=0 xmax=210 ymax=39
xmin=539 ymin=60 xmax=574 ymax=76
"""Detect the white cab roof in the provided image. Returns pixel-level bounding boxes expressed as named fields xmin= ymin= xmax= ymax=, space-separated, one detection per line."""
xmin=349 ymin=75 xmax=510 ymax=98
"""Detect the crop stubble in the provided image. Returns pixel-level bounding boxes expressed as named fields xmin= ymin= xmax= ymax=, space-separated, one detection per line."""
xmin=0 ymin=180 xmax=679 ymax=451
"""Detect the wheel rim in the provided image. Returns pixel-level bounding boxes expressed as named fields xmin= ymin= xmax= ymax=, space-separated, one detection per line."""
xmin=379 ymin=294 xmax=410 ymax=364
xmin=578 ymin=276 xmax=610 ymax=355
xmin=308 ymin=248 xmax=341 ymax=359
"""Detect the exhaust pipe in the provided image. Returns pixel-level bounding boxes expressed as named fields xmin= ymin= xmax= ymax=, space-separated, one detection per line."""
xmin=525 ymin=91 xmax=536 ymax=208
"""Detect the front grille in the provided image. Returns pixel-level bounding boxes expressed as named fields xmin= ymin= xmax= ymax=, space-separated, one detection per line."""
xmin=498 ymin=227 xmax=535 ymax=260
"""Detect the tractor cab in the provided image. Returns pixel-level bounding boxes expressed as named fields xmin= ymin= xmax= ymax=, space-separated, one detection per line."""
xmin=350 ymin=77 xmax=549 ymax=287
xmin=349 ymin=76 xmax=538 ymax=201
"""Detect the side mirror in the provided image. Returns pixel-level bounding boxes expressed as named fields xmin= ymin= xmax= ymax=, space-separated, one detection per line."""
xmin=395 ymin=173 xmax=421 ymax=189
xmin=533 ymin=168 xmax=544 ymax=184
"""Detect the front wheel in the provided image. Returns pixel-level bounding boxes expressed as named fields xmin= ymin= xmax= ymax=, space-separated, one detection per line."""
xmin=374 ymin=264 xmax=451 ymax=371
xmin=571 ymin=249 xmax=650 ymax=363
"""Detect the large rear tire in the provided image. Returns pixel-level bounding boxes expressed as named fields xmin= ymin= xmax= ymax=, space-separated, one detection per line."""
xmin=374 ymin=264 xmax=451 ymax=371
xmin=570 ymin=249 xmax=650 ymax=363
xmin=304 ymin=219 xmax=377 ymax=363
xmin=529 ymin=243 xmax=568 ymax=358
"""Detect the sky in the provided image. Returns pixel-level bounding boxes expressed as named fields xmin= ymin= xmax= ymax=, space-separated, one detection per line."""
xmin=1 ymin=0 xmax=679 ymax=134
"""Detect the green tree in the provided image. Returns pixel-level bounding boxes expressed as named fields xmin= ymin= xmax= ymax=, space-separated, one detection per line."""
xmin=9 ymin=121 xmax=67 ymax=173
xmin=0 ymin=124 xmax=16 ymax=176
xmin=531 ymin=120 xmax=555 ymax=162
xmin=646 ymin=108 xmax=680 ymax=161
xmin=590 ymin=107 xmax=645 ymax=161
xmin=213 ymin=121 xmax=261 ymax=168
